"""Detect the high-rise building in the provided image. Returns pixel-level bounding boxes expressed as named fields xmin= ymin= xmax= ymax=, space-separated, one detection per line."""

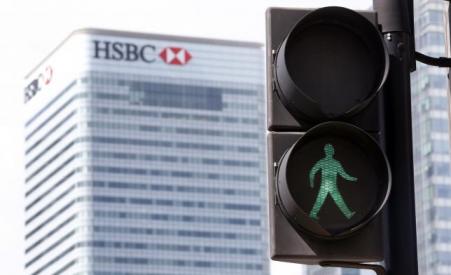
xmin=23 ymin=29 xmax=268 ymax=275
xmin=412 ymin=1 xmax=451 ymax=274
xmin=307 ymin=266 xmax=369 ymax=275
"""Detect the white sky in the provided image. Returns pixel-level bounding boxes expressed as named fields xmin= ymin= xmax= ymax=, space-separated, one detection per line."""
xmin=0 ymin=0 xmax=371 ymax=274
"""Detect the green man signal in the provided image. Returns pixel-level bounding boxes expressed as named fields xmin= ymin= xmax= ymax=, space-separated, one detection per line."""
xmin=309 ymin=144 xmax=358 ymax=220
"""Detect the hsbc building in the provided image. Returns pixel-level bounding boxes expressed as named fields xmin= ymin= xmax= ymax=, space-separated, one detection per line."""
xmin=24 ymin=29 xmax=267 ymax=275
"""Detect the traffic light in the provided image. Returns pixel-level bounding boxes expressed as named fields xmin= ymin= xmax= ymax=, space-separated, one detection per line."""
xmin=267 ymin=7 xmax=392 ymax=263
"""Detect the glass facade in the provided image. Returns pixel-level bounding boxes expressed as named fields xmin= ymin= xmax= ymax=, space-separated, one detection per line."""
xmin=24 ymin=29 xmax=268 ymax=275
xmin=412 ymin=0 xmax=451 ymax=274
xmin=307 ymin=267 xmax=374 ymax=275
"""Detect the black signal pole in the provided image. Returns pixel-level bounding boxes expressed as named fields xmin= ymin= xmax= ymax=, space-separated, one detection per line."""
xmin=373 ymin=0 xmax=419 ymax=274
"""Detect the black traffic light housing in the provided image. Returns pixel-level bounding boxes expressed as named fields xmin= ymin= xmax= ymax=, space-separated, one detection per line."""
xmin=267 ymin=7 xmax=392 ymax=264
xmin=273 ymin=8 xmax=388 ymax=123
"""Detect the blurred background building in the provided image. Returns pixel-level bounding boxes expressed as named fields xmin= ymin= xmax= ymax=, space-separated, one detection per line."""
xmin=307 ymin=267 xmax=367 ymax=275
xmin=307 ymin=267 xmax=352 ymax=275
xmin=23 ymin=29 xmax=268 ymax=275
xmin=412 ymin=0 xmax=451 ymax=274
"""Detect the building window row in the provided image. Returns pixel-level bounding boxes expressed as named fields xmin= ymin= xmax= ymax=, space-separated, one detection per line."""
xmin=93 ymin=210 xmax=261 ymax=227
xmin=26 ymin=141 xmax=75 ymax=185
xmin=88 ymin=150 xmax=259 ymax=168
xmin=80 ymin=240 xmax=261 ymax=256
xmin=25 ymin=154 xmax=77 ymax=198
xmin=426 ymin=74 xmax=448 ymax=89
xmin=438 ymin=252 xmax=451 ymax=265
xmin=26 ymin=156 xmax=261 ymax=222
xmin=427 ymin=162 xmax=450 ymax=177
xmin=26 ymin=150 xmax=80 ymax=183
xmin=26 ymin=81 xmax=260 ymax=141
xmin=429 ymin=118 xmax=449 ymax=133
xmin=26 ymin=230 xmax=76 ymax=268
xmin=435 ymin=184 xmax=451 ymax=198
xmin=25 ymin=89 xmax=260 ymax=147
xmin=433 ymin=207 xmax=451 ymax=221
xmin=26 ymin=131 xmax=259 ymax=194
xmin=26 ymin=214 xmax=78 ymax=254
xmin=77 ymin=180 xmax=260 ymax=197
xmin=26 ymin=168 xmax=76 ymax=206
xmin=89 ymin=165 xmax=259 ymax=182
xmin=26 ymin=110 xmax=77 ymax=154
xmin=27 ymin=193 xmax=261 ymax=242
xmin=26 ymin=94 xmax=78 ymax=141
xmin=128 ymin=82 xmax=223 ymax=111
xmin=432 ymin=229 xmax=451 ymax=243
xmin=77 ymin=194 xmax=261 ymax=211
xmin=25 ymin=125 xmax=77 ymax=168
xmin=92 ymin=255 xmax=263 ymax=270
xmin=87 ymin=105 xmax=259 ymax=125
xmin=51 ymin=259 xmax=77 ymax=275
xmin=85 ymin=90 xmax=257 ymax=113
xmin=93 ymin=272 xmax=175 ymax=275
xmin=29 ymin=245 xmax=76 ymax=275
xmin=26 ymin=200 xmax=76 ymax=239
xmin=25 ymin=80 xmax=76 ymax=127
xmin=25 ymin=185 xmax=76 ymax=225
xmin=80 ymin=136 xmax=259 ymax=153
xmin=430 ymin=96 xmax=449 ymax=110
xmin=85 ymin=121 xmax=260 ymax=139
xmin=432 ymin=139 xmax=450 ymax=154
xmin=26 ymin=220 xmax=264 ymax=257
xmin=86 ymin=76 xmax=259 ymax=96
xmin=417 ymin=9 xmax=445 ymax=28
xmin=418 ymin=32 xmax=445 ymax=48
xmin=92 ymin=225 xmax=261 ymax=241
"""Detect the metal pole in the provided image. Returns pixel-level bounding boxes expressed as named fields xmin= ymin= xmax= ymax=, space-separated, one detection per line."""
xmin=373 ymin=0 xmax=416 ymax=70
xmin=373 ymin=0 xmax=419 ymax=274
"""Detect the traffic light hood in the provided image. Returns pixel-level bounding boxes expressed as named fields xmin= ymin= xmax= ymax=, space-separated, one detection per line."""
xmin=274 ymin=6 xmax=389 ymax=123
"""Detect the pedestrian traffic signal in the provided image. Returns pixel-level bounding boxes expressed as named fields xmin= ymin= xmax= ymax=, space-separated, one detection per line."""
xmin=272 ymin=7 xmax=388 ymax=123
xmin=266 ymin=6 xmax=392 ymax=264
xmin=276 ymin=122 xmax=390 ymax=240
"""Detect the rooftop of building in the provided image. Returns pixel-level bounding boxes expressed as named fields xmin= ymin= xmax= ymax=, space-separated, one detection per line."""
xmin=26 ymin=28 xmax=263 ymax=78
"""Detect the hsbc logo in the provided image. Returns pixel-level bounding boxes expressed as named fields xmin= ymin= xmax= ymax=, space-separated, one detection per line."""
xmin=159 ymin=47 xmax=192 ymax=65
xmin=93 ymin=40 xmax=192 ymax=66
xmin=24 ymin=66 xmax=53 ymax=103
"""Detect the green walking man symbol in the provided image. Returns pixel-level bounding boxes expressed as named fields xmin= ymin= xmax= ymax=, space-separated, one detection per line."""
xmin=309 ymin=143 xmax=358 ymax=220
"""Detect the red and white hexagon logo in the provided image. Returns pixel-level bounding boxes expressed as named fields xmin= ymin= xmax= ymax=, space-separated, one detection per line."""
xmin=39 ymin=66 xmax=53 ymax=86
xmin=159 ymin=47 xmax=192 ymax=65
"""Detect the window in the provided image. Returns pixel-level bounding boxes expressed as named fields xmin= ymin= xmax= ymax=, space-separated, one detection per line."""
xmin=419 ymin=32 xmax=445 ymax=48
xmin=430 ymin=119 xmax=449 ymax=132
xmin=430 ymin=96 xmax=449 ymax=110
xmin=436 ymin=185 xmax=451 ymax=199
xmin=432 ymin=140 xmax=449 ymax=153
xmin=129 ymin=82 xmax=223 ymax=111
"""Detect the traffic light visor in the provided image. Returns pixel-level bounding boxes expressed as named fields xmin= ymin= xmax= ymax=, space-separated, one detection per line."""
xmin=274 ymin=7 xmax=389 ymax=122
